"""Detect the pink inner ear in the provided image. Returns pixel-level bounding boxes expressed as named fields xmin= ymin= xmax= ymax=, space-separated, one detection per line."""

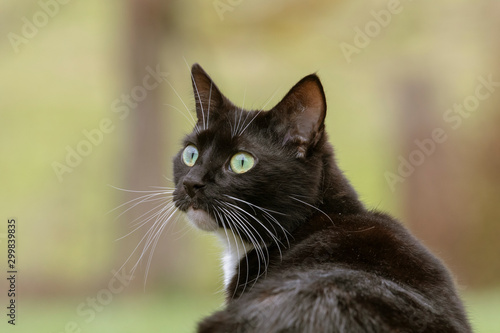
xmin=297 ymin=80 xmax=326 ymax=114
xmin=290 ymin=79 xmax=326 ymax=144
xmin=299 ymin=104 xmax=324 ymax=133
xmin=274 ymin=75 xmax=326 ymax=156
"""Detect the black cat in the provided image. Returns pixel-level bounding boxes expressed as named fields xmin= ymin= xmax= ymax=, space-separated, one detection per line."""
xmin=172 ymin=64 xmax=472 ymax=333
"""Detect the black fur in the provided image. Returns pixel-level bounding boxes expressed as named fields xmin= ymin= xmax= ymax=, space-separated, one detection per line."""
xmin=172 ymin=64 xmax=471 ymax=333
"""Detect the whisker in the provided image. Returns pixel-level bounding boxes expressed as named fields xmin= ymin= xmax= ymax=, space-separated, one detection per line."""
xmin=218 ymin=202 xmax=263 ymax=262
xmin=261 ymin=214 xmax=291 ymax=248
xmin=148 ymin=185 xmax=175 ymax=190
xmin=225 ymin=207 xmax=269 ymax=288
xmin=116 ymin=200 xmax=173 ymax=240
xmin=130 ymin=205 xmax=176 ymax=283
xmin=162 ymin=175 xmax=175 ymax=183
xmin=237 ymin=109 xmax=261 ymax=137
xmin=232 ymin=108 xmax=239 ymax=137
xmin=212 ymin=207 xmax=232 ymax=296
xmin=140 ymin=203 xmax=177 ymax=255
xmin=111 ymin=182 xmax=181 ymax=287
xmin=260 ymin=87 xmax=281 ymax=111
xmin=164 ymin=103 xmax=195 ymax=127
xmin=219 ymin=201 xmax=271 ymax=283
xmin=143 ymin=206 xmax=179 ymax=288
xmin=127 ymin=198 xmax=175 ymax=228
xmin=224 ymin=201 xmax=284 ymax=257
xmin=165 ymin=78 xmax=199 ymax=134
xmin=189 ymin=77 xmax=206 ymax=131
xmin=110 ymin=192 xmax=169 ymax=220
xmin=132 ymin=207 xmax=174 ymax=268
xmin=214 ymin=205 xmax=246 ymax=299
xmin=224 ymin=195 xmax=289 ymax=217
xmin=207 ymin=82 xmax=212 ymax=130
xmin=289 ymin=196 xmax=334 ymax=225
xmin=109 ymin=185 xmax=174 ymax=194
xmin=219 ymin=204 xmax=264 ymax=294
xmin=168 ymin=215 xmax=191 ymax=241
xmin=233 ymin=88 xmax=281 ymax=137
xmin=235 ymin=89 xmax=252 ymax=136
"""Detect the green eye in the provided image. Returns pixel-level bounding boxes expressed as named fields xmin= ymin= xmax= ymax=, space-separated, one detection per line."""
xmin=230 ymin=152 xmax=255 ymax=174
xmin=182 ymin=145 xmax=199 ymax=167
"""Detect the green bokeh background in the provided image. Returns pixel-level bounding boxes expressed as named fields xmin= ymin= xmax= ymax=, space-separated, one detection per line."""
xmin=1 ymin=0 xmax=499 ymax=332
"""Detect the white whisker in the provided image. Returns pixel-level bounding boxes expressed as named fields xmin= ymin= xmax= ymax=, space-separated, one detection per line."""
xmin=237 ymin=109 xmax=261 ymax=137
xmin=260 ymin=87 xmax=281 ymax=111
xmin=116 ymin=200 xmax=173 ymax=240
xmin=165 ymin=78 xmax=199 ymax=134
xmin=219 ymin=201 xmax=272 ymax=283
xmin=207 ymin=82 xmax=212 ymax=130
xmin=214 ymin=205 xmax=247 ymax=299
xmin=111 ymin=182 xmax=182 ymax=287
xmin=143 ymin=206 xmax=179 ymax=288
xmin=164 ymin=103 xmax=195 ymax=127
xmin=220 ymin=204 xmax=265 ymax=292
xmin=224 ymin=202 xmax=284 ymax=257
xmin=224 ymin=207 xmax=269 ymax=288
xmin=109 ymin=192 xmax=168 ymax=220
xmin=289 ymin=196 xmax=334 ymax=225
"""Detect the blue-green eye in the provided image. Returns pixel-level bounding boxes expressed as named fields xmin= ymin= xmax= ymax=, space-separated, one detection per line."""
xmin=230 ymin=152 xmax=255 ymax=174
xmin=182 ymin=145 xmax=199 ymax=167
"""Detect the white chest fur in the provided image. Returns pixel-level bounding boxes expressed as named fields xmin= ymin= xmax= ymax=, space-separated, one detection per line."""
xmin=215 ymin=229 xmax=254 ymax=288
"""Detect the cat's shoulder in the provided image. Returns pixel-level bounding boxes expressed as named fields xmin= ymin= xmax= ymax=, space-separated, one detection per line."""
xmin=283 ymin=210 xmax=422 ymax=262
xmin=276 ymin=210 xmax=450 ymax=291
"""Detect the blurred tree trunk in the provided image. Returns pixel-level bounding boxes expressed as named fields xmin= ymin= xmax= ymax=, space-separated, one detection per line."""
xmin=126 ymin=1 xmax=164 ymax=183
xmin=118 ymin=0 xmax=174 ymax=288
xmin=397 ymin=76 xmax=469 ymax=284
xmin=399 ymin=1 xmax=500 ymax=288
xmin=398 ymin=73 xmax=500 ymax=287
xmin=459 ymin=0 xmax=500 ymax=286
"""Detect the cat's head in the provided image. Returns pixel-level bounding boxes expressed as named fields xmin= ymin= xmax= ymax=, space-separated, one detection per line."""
xmin=173 ymin=64 xmax=330 ymax=245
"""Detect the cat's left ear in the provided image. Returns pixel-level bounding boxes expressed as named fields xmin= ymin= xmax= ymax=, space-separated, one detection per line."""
xmin=273 ymin=74 xmax=327 ymax=158
xmin=191 ymin=64 xmax=228 ymax=126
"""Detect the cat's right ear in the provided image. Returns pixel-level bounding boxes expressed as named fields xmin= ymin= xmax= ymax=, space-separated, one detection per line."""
xmin=191 ymin=64 xmax=228 ymax=126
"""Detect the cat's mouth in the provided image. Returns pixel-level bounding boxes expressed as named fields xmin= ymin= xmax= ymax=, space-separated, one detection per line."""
xmin=173 ymin=189 xmax=220 ymax=231
xmin=173 ymin=189 xmax=204 ymax=211
xmin=186 ymin=207 xmax=219 ymax=232
xmin=190 ymin=202 xmax=202 ymax=210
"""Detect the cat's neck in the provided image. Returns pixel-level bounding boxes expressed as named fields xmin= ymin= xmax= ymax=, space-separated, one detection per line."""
xmin=316 ymin=141 xmax=365 ymax=216
xmin=215 ymin=228 xmax=255 ymax=289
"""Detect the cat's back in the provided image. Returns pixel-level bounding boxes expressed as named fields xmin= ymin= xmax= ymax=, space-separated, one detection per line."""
xmin=198 ymin=212 xmax=471 ymax=333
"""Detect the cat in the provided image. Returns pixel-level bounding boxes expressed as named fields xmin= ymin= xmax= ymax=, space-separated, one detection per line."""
xmin=172 ymin=64 xmax=472 ymax=333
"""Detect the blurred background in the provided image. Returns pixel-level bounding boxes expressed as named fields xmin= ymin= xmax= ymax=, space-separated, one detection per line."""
xmin=1 ymin=0 xmax=499 ymax=332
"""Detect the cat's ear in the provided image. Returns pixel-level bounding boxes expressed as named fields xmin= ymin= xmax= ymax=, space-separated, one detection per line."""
xmin=273 ymin=74 xmax=327 ymax=158
xmin=191 ymin=64 xmax=228 ymax=126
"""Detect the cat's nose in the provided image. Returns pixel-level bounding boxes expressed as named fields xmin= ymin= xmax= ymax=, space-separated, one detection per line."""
xmin=183 ymin=177 xmax=205 ymax=198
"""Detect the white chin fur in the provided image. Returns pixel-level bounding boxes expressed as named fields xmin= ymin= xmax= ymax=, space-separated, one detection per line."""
xmin=186 ymin=208 xmax=219 ymax=231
